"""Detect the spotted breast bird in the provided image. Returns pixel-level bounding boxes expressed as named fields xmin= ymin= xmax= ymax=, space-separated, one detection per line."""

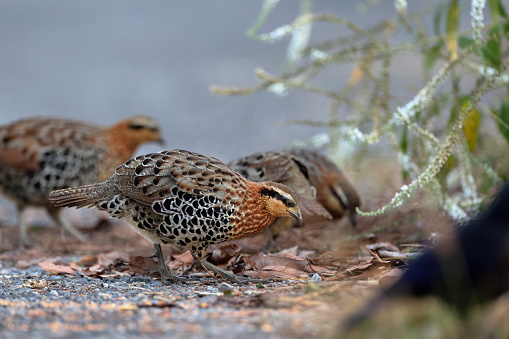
xmin=49 ymin=149 xmax=302 ymax=284
xmin=0 ymin=116 xmax=163 ymax=245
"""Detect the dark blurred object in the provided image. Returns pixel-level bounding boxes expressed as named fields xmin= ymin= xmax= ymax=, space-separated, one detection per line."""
xmin=342 ymin=183 xmax=509 ymax=331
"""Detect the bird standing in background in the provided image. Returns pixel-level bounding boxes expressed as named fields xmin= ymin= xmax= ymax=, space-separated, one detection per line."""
xmin=229 ymin=150 xmax=332 ymax=251
xmin=284 ymin=148 xmax=361 ymax=227
xmin=0 ymin=116 xmax=163 ymax=245
xmin=49 ymin=149 xmax=302 ymax=284
xmin=341 ymin=183 xmax=509 ymax=332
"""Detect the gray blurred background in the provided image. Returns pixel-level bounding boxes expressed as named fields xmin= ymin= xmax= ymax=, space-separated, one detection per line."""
xmin=0 ymin=1 xmax=424 ymax=160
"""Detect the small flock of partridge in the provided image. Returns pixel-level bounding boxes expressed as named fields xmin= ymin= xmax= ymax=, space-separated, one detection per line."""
xmin=0 ymin=116 xmax=360 ymax=284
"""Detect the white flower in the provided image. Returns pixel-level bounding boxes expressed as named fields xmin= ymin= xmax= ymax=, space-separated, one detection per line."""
xmin=470 ymin=0 xmax=486 ymax=44
xmin=346 ymin=128 xmax=366 ymax=143
xmin=267 ymin=25 xmax=291 ymax=43
xmin=394 ymin=0 xmax=407 ymax=14
xmin=268 ymin=83 xmax=289 ymax=96
xmin=287 ymin=22 xmax=312 ymax=63
xmin=310 ymin=49 xmax=329 ymax=61
xmin=310 ymin=133 xmax=330 ymax=146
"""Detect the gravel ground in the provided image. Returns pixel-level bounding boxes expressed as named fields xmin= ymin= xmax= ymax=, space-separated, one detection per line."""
xmin=0 ymin=258 xmax=338 ymax=339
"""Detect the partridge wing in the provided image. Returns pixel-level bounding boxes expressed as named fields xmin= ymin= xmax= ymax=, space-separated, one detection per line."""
xmin=113 ymin=149 xmax=249 ymax=206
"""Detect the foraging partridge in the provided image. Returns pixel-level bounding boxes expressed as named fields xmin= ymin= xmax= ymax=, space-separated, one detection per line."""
xmin=49 ymin=149 xmax=302 ymax=284
xmin=229 ymin=150 xmax=332 ymax=250
xmin=283 ymin=148 xmax=361 ymax=226
xmin=0 ymin=116 xmax=163 ymax=245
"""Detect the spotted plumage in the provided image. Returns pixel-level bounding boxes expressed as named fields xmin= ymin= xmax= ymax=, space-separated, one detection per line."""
xmin=0 ymin=116 xmax=163 ymax=245
xmin=229 ymin=150 xmax=332 ymax=250
xmin=49 ymin=149 xmax=302 ymax=284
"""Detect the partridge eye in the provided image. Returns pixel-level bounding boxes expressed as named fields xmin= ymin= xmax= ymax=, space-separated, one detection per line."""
xmin=129 ymin=124 xmax=146 ymax=130
xmin=285 ymin=200 xmax=296 ymax=208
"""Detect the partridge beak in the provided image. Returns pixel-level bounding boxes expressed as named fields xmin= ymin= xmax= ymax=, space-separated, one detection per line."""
xmin=156 ymin=138 xmax=165 ymax=146
xmin=349 ymin=213 xmax=357 ymax=228
xmin=288 ymin=210 xmax=303 ymax=226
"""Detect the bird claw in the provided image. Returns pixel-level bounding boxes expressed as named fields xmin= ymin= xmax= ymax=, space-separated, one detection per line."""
xmin=197 ymin=258 xmax=272 ymax=285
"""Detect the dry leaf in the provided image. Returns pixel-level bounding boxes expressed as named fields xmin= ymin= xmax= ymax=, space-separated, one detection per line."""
xmin=129 ymin=256 xmax=159 ymax=275
xmin=245 ymin=254 xmax=327 ymax=273
xmin=168 ymin=251 xmax=194 ymax=271
xmin=244 ymin=265 xmax=308 ymax=280
xmin=80 ymin=254 xmax=98 ymax=266
xmin=69 ymin=262 xmax=83 ymax=272
xmin=208 ymin=244 xmax=241 ymax=265
xmin=83 ymin=263 xmax=105 ymax=276
xmin=98 ymin=251 xmax=129 ymax=268
xmin=38 ymin=261 xmax=75 ymax=275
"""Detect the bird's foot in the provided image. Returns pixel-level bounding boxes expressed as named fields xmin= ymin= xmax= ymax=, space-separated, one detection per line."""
xmin=198 ymin=259 xmax=271 ymax=285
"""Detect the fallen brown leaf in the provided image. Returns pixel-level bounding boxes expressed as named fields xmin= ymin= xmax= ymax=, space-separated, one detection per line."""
xmin=129 ymin=256 xmax=159 ymax=276
xmin=168 ymin=251 xmax=194 ymax=271
xmin=83 ymin=263 xmax=105 ymax=276
xmin=69 ymin=262 xmax=83 ymax=272
xmin=38 ymin=261 xmax=75 ymax=275
xmin=208 ymin=244 xmax=241 ymax=265
xmin=80 ymin=254 xmax=98 ymax=266
xmin=99 ymin=271 xmax=130 ymax=278
xmin=244 ymin=265 xmax=308 ymax=280
xmin=98 ymin=251 xmax=130 ymax=268
xmin=245 ymin=254 xmax=328 ymax=273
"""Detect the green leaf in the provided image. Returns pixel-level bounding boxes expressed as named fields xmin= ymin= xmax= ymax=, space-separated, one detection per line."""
xmin=400 ymin=125 xmax=408 ymax=154
xmin=433 ymin=2 xmax=448 ymax=36
xmin=488 ymin=0 xmax=508 ymax=23
xmin=425 ymin=43 xmax=442 ymax=73
xmin=463 ymin=102 xmax=481 ymax=152
xmin=489 ymin=0 xmax=501 ymax=23
xmin=458 ymin=36 xmax=474 ymax=48
xmin=481 ymin=38 xmax=501 ymax=69
xmin=446 ymin=0 xmax=459 ymax=59
xmin=496 ymin=95 xmax=509 ymax=144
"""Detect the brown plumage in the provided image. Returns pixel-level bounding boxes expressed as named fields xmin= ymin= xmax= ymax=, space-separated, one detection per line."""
xmin=0 ymin=116 xmax=163 ymax=245
xmin=284 ymin=148 xmax=361 ymax=226
xmin=229 ymin=150 xmax=332 ymax=250
xmin=49 ymin=149 xmax=302 ymax=284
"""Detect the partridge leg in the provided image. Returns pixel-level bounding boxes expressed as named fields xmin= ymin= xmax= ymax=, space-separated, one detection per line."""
xmin=47 ymin=207 xmax=88 ymax=242
xmin=17 ymin=205 xmax=33 ymax=247
xmin=263 ymin=227 xmax=281 ymax=253
xmin=195 ymin=256 xmax=271 ymax=285
xmin=152 ymin=244 xmax=199 ymax=284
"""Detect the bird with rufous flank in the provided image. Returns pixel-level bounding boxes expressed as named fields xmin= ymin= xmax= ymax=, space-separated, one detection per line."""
xmin=49 ymin=149 xmax=302 ymax=284
xmin=282 ymin=148 xmax=361 ymax=227
xmin=229 ymin=150 xmax=332 ymax=251
xmin=0 ymin=116 xmax=163 ymax=245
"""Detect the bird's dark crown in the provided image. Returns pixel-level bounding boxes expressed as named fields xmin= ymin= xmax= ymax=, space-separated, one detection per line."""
xmin=259 ymin=186 xmax=297 ymax=208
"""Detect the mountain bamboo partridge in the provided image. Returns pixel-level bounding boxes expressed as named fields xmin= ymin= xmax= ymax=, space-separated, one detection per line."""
xmin=229 ymin=150 xmax=332 ymax=251
xmin=283 ymin=148 xmax=361 ymax=226
xmin=0 ymin=116 xmax=163 ymax=245
xmin=49 ymin=149 xmax=302 ymax=284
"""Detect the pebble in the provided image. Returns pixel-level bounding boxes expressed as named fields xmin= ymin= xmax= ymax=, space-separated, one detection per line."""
xmin=311 ymin=273 xmax=322 ymax=284
xmin=217 ymin=282 xmax=233 ymax=292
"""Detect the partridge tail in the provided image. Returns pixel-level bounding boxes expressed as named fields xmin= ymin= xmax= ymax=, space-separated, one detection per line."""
xmin=49 ymin=183 xmax=106 ymax=209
